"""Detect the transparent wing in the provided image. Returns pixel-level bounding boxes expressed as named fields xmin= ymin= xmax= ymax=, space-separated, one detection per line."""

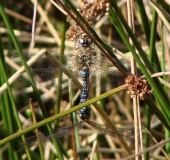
xmin=17 ymin=121 xmax=84 ymax=152
xmin=11 ymin=53 xmax=156 ymax=88
xmin=87 ymin=121 xmax=134 ymax=142
xmin=17 ymin=120 xmax=136 ymax=152
xmin=11 ymin=53 xmax=157 ymax=79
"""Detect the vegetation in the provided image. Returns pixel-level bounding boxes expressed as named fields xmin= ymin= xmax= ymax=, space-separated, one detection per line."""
xmin=0 ymin=0 xmax=170 ymax=159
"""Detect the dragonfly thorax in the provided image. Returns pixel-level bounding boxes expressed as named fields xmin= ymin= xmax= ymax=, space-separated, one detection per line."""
xmin=79 ymin=54 xmax=92 ymax=67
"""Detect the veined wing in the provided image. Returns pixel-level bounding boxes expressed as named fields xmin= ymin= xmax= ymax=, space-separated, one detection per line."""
xmin=11 ymin=53 xmax=156 ymax=89
xmin=86 ymin=121 xmax=134 ymax=142
xmin=17 ymin=121 xmax=84 ymax=152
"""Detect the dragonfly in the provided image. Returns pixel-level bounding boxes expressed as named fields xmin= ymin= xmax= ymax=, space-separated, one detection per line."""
xmin=17 ymin=107 xmax=134 ymax=152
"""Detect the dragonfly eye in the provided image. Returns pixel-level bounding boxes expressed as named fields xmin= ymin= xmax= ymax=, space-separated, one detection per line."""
xmin=77 ymin=35 xmax=92 ymax=47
